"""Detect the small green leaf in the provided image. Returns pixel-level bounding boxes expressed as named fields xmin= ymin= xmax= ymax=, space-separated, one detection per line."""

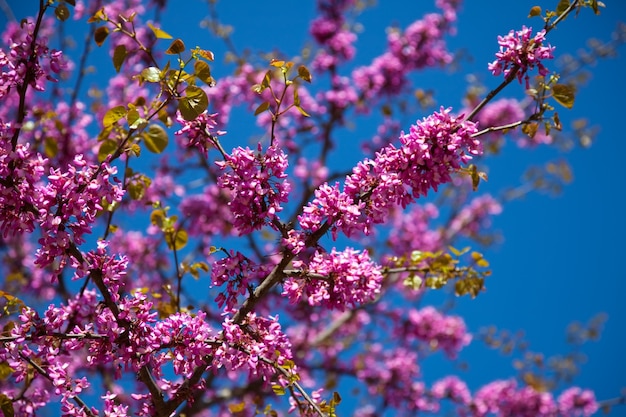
xmin=55 ymin=3 xmax=70 ymax=21
xmin=165 ymin=38 xmax=186 ymax=55
xmin=141 ymin=67 xmax=162 ymax=83
xmin=0 ymin=393 xmax=14 ymax=417
xmin=556 ymin=0 xmax=570 ymax=15
xmin=552 ymin=84 xmax=575 ymax=109
xmin=143 ymin=124 xmax=168 ymax=153
xmin=254 ymin=101 xmax=270 ymax=116
xmin=94 ymin=26 xmax=109 ymax=46
xmin=193 ymin=60 xmax=213 ymax=85
xmin=44 ymin=137 xmax=58 ymax=158
xmin=528 ymin=6 xmax=542 ymax=17
xmin=178 ymin=86 xmax=208 ymax=121
xmin=87 ymin=8 xmax=106 ymax=23
xmin=103 ymin=105 xmax=127 ymax=127
xmin=98 ymin=139 xmax=118 ymax=162
xmin=297 ymin=65 xmax=312 ymax=83
xmin=147 ymin=22 xmax=173 ymax=39
xmin=127 ymin=108 xmax=147 ymax=130
xmin=113 ymin=45 xmax=127 ymax=73
xmin=295 ymin=105 xmax=310 ymax=117
xmin=271 ymin=384 xmax=286 ymax=395
xmin=166 ymin=229 xmax=188 ymax=251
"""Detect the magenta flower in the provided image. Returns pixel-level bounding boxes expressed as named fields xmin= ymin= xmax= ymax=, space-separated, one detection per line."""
xmin=488 ymin=26 xmax=555 ymax=88
xmin=217 ymin=144 xmax=291 ymax=234
xmin=174 ymin=110 xmax=226 ymax=158
xmin=282 ymin=247 xmax=383 ymax=310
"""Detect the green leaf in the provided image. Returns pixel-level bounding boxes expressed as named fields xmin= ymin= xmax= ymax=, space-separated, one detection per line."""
xmin=165 ymin=38 xmax=186 ymax=55
xmin=44 ymin=137 xmax=58 ymax=158
xmin=55 ymin=3 xmax=70 ymax=21
xmin=147 ymin=22 xmax=173 ymax=39
xmin=103 ymin=105 xmax=127 ymax=127
xmin=143 ymin=124 xmax=168 ymax=153
xmin=113 ymin=45 xmax=127 ymax=73
xmin=98 ymin=139 xmax=118 ymax=162
xmin=94 ymin=26 xmax=109 ymax=46
xmin=295 ymin=105 xmax=310 ymax=117
xmin=271 ymin=385 xmax=286 ymax=395
xmin=0 ymin=394 xmax=14 ymax=417
xmin=178 ymin=86 xmax=208 ymax=121
xmin=141 ymin=67 xmax=162 ymax=83
xmin=194 ymin=60 xmax=214 ymax=85
xmin=165 ymin=229 xmax=188 ymax=251
xmin=297 ymin=65 xmax=312 ymax=83
xmin=126 ymin=107 xmax=147 ymax=130
xmin=528 ymin=6 xmax=542 ymax=17
xmin=254 ymin=101 xmax=270 ymax=116
xmin=556 ymin=0 xmax=570 ymax=15
xmin=552 ymin=84 xmax=575 ymax=109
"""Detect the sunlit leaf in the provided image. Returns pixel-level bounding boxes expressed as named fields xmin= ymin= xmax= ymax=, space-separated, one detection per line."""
xmin=143 ymin=124 xmax=168 ymax=153
xmin=94 ymin=26 xmax=109 ymax=46
xmin=295 ymin=106 xmax=310 ymax=117
xmin=556 ymin=0 xmax=570 ymax=15
xmin=528 ymin=6 xmax=542 ymax=17
xmin=270 ymin=59 xmax=285 ymax=67
xmin=165 ymin=229 xmax=188 ymax=251
xmin=150 ymin=209 xmax=166 ymax=228
xmin=228 ymin=402 xmax=246 ymax=413
xmin=98 ymin=139 xmax=118 ymax=162
xmin=193 ymin=60 xmax=213 ymax=85
xmin=178 ymin=86 xmax=208 ymax=121
xmin=0 ymin=394 xmax=14 ymax=417
xmin=271 ymin=385 xmax=286 ymax=395
xmin=148 ymin=22 xmax=173 ymax=39
xmin=87 ymin=8 xmax=106 ymax=23
xmin=44 ymin=137 xmax=58 ymax=158
xmin=552 ymin=84 xmax=575 ymax=109
xmin=103 ymin=105 xmax=127 ymax=127
xmin=254 ymin=101 xmax=270 ymax=116
xmin=165 ymin=38 xmax=186 ymax=55
xmin=141 ymin=67 xmax=162 ymax=83
xmin=55 ymin=3 xmax=70 ymax=21
xmin=113 ymin=45 xmax=127 ymax=73
xmin=297 ymin=65 xmax=312 ymax=82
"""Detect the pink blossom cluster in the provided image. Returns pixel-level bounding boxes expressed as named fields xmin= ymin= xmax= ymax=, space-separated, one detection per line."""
xmin=352 ymin=1 xmax=459 ymax=101
xmin=35 ymin=156 xmax=125 ymax=270
xmin=309 ymin=0 xmax=357 ymax=72
xmin=298 ymin=107 xmax=480 ymax=240
xmin=0 ymin=19 xmax=67 ymax=99
xmin=488 ymin=26 xmax=555 ymax=88
xmin=179 ymin=184 xmax=237 ymax=240
xmin=282 ymin=247 xmax=383 ymax=311
xmin=354 ymin=345 xmax=436 ymax=411
xmin=217 ymin=144 xmax=291 ymax=234
xmin=211 ymin=250 xmax=272 ymax=310
xmin=220 ymin=312 xmax=295 ymax=383
xmin=0 ymin=142 xmax=47 ymax=237
xmin=469 ymin=380 xmax=598 ymax=417
xmin=398 ymin=306 xmax=472 ymax=358
xmin=447 ymin=194 xmax=503 ymax=239
xmin=388 ymin=203 xmax=443 ymax=256
xmin=174 ymin=110 xmax=226 ymax=158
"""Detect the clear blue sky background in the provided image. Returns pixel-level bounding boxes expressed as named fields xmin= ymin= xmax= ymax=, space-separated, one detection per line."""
xmin=3 ymin=0 xmax=626 ymax=414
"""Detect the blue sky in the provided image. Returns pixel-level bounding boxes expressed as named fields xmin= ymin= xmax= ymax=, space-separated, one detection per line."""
xmin=3 ymin=0 xmax=626 ymax=414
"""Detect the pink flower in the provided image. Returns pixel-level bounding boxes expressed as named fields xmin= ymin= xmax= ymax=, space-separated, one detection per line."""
xmin=282 ymin=247 xmax=383 ymax=310
xmin=217 ymin=144 xmax=291 ymax=234
xmin=488 ymin=26 xmax=555 ymax=88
